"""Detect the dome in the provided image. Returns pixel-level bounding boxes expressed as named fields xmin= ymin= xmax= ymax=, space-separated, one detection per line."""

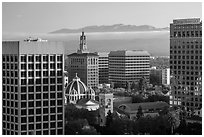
xmin=66 ymin=73 xmax=88 ymax=95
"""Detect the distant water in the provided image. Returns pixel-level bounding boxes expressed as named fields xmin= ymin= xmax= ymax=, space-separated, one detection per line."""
xmin=2 ymin=31 xmax=170 ymax=56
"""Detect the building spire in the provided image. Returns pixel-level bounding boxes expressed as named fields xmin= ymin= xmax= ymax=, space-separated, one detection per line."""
xmin=77 ymin=31 xmax=89 ymax=54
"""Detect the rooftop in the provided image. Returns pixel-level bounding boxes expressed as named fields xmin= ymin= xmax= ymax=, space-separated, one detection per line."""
xmin=68 ymin=52 xmax=98 ymax=57
xmin=109 ymin=50 xmax=150 ymax=56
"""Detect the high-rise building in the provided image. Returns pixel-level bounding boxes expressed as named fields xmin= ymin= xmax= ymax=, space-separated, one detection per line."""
xmin=169 ymin=18 xmax=202 ymax=114
xmin=2 ymin=40 xmax=65 ymax=135
xmin=109 ymin=50 xmax=150 ymax=88
xmin=97 ymin=52 xmax=109 ymax=84
xmin=67 ymin=32 xmax=99 ymax=88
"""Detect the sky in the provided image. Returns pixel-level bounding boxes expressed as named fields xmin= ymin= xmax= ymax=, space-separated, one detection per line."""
xmin=2 ymin=2 xmax=202 ymax=34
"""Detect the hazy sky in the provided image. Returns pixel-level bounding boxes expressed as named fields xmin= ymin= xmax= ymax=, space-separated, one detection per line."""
xmin=3 ymin=2 xmax=202 ymax=34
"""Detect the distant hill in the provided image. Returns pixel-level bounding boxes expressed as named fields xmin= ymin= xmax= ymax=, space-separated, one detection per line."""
xmin=50 ymin=24 xmax=169 ymax=33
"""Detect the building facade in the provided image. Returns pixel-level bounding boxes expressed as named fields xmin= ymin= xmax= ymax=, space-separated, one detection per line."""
xmin=2 ymin=40 xmax=65 ymax=135
xmin=162 ymin=68 xmax=170 ymax=85
xmin=67 ymin=32 xmax=99 ymax=88
xmin=150 ymin=68 xmax=162 ymax=86
xmin=109 ymin=50 xmax=150 ymax=88
xmin=97 ymin=52 xmax=109 ymax=84
xmin=169 ymin=18 xmax=202 ymax=114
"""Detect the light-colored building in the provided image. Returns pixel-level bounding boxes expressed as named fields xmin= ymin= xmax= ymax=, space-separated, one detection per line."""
xmin=109 ymin=50 xmax=150 ymax=88
xmin=65 ymin=74 xmax=95 ymax=104
xmin=2 ymin=40 xmax=65 ymax=135
xmin=169 ymin=18 xmax=202 ymax=114
xmin=67 ymin=32 xmax=99 ymax=88
xmin=162 ymin=68 xmax=170 ymax=85
xmin=97 ymin=52 xmax=109 ymax=84
xmin=75 ymin=98 xmax=99 ymax=111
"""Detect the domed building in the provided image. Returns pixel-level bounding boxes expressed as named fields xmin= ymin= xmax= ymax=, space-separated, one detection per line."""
xmin=65 ymin=73 xmax=95 ymax=104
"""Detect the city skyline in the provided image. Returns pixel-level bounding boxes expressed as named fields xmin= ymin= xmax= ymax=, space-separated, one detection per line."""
xmin=3 ymin=2 xmax=202 ymax=34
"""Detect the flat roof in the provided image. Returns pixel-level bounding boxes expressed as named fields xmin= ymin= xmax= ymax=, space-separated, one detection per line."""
xmin=109 ymin=50 xmax=150 ymax=56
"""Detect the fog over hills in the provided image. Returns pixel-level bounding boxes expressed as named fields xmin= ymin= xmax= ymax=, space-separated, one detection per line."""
xmin=50 ymin=24 xmax=169 ymax=33
xmin=3 ymin=24 xmax=170 ymax=56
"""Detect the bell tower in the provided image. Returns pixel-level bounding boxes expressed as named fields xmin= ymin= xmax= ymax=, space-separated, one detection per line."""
xmin=77 ymin=31 xmax=89 ymax=54
xmin=98 ymin=92 xmax=113 ymax=126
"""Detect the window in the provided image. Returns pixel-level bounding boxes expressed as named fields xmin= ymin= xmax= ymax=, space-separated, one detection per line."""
xmin=50 ymin=78 xmax=55 ymax=84
xmin=57 ymin=71 xmax=62 ymax=76
xmin=21 ymin=56 xmax=26 ymax=62
xmin=21 ymin=117 xmax=27 ymax=123
xmin=29 ymin=101 xmax=34 ymax=107
xmin=35 ymin=55 xmax=41 ymax=62
xmin=57 ymin=85 xmax=62 ymax=91
xmin=43 ymin=64 xmax=48 ymax=69
xmin=21 ymin=109 xmax=27 ymax=115
xmin=43 ymin=78 xmax=48 ymax=84
xmin=28 ymin=71 xmax=34 ymax=77
xmin=36 ymin=86 xmax=41 ymax=92
xmin=43 ymin=71 xmax=48 ymax=76
xmin=57 ymin=55 xmax=62 ymax=61
xmin=21 ymin=64 xmax=26 ymax=70
xmin=28 ymin=86 xmax=34 ymax=92
xmin=36 ymin=109 xmax=41 ymax=115
xmin=50 ymin=71 xmax=55 ymax=76
xmin=43 ymin=108 xmax=48 ymax=114
xmin=36 ymin=123 xmax=41 ymax=129
xmin=36 ymin=64 xmax=41 ymax=69
xmin=50 ymin=86 xmax=55 ymax=91
xmin=43 ymin=115 xmax=48 ymax=121
xmin=28 ymin=55 xmax=34 ymax=62
xmin=29 ymin=94 xmax=34 ymax=100
xmin=57 ymin=78 xmax=62 ymax=83
xmin=36 ymin=93 xmax=41 ymax=99
xmin=43 ymin=86 xmax=48 ymax=91
xmin=36 ymin=79 xmax=41 ymax=84
xmin=50 ymin=55 xmax=55 ymax=62
xmin=21 ymin=71 xmax=27 ymax=77
xmin=57 ymin=63 xmax=62 ymax=69
xmin=21 ymin=79 xmax=26 ymax=85
xmin=36 ymin=71 xmax=41 ymax=77
xmin=36 ymin=101 xmax=41 ymax=107
xmin=50 ymin=100 xmax=55 ymax=106
xmin=43 ymin=93 xmax=48 ymax=99
xmin=43 ymin=55 xmax=48 ymax=62
xmin=51 ymin=115 xmax=56 ymax=120
xmin=21 ymin=94 xmax=27 ymax=100
xmin=50 ymin=63 xmax=55 ymax=69
xmin=28 ymin=79 xmax=34 ymax=85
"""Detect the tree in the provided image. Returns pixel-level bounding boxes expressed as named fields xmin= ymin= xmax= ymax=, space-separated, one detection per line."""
xmin=131 ymin=81 xmax=138 ymax=90
xmin=126 ymin=81 xmax=131 ymax=92
xmin=138 ymin=77 xmax=147 ymax=92
xmin=136 ymin=106 xmax=144 ymax=120
xmin=168 ymin=111 xmax=180 ymax=134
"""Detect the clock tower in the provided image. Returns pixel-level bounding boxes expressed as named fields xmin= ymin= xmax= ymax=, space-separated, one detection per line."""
xmin=98 ymin=92 xmax=113 ymax=126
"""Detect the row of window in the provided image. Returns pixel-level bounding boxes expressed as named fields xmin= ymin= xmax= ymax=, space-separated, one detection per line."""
xmin=170 ymin=61 xmax=202 ymax=65
xmin=21 ymin=70 xmax=63 ymax=77
xmin=2 ymin=55 xmax=18 ymax=62
xmin=20 ymin=78 xmax=62 ymax=85
xmin=170 ymin=44 xmax=202 ymax=49
xmin=170 ymin=65 xmax=202 ymax=70
xmin=21 ymin=85 xmax=63 ymax=92
xmin=20 ymin=55 xmax=63 ymax=62
xmin=172 ymin=30 xmax=202 ymax=37
xmin=170 ymin=50 xmax=202 ymax=54
xmin=170 ymin=55 xmax=202 ymax=60
xmin=172 ymin=70 xmax=201 ymax=76
xmin=2 ymin=63 xmax=18 ymax=70
xmin=2 ymin=129 xmax=63 ymax=135
xmin=20 ymin=63 xmax=63 ymax=70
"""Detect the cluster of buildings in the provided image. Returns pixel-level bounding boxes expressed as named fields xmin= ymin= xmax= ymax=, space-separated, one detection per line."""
xmin=2 ymin=18 xmax=202 ymax=135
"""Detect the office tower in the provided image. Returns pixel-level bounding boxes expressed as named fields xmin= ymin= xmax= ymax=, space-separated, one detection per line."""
xmin=67 ymin=32 xmax=99 ymax=88
xmin=109 ymin=50 xmax=150 ymax=88
xmin=2 ymin=40 xmax=65 ymax=135
xmin=169 ymin=18 xmax=202 ymax=114
xmin=97 ymin=52 xmax=109 ymax=84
